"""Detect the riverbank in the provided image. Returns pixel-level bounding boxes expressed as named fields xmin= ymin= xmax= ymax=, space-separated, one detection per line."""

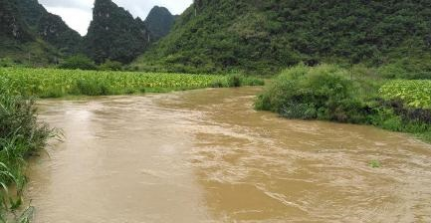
xmin=256 ymin=64 xmax=431 ymax=143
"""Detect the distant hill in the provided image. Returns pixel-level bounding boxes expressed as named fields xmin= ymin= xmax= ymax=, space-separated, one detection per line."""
xmin=83 ymin=0 xmax=152 ymax=64
xmin=1 ymin=0 xmax=182 ymax=66
xmin=0 ymin=0 xmax=59 ymax=65
xmin=134 ymin=0 xmax=431 ymax=74
xmin=16 ymin=0 xmax=82 ymax=55
xmin=145 ymin=6 xmax=176 ymax=41
xmin=0 ymin=0 xmax=34 ymax=42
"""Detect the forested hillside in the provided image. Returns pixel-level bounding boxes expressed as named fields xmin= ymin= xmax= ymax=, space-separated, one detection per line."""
xmin=83 ymin=0 xmax=152 ymax=64
xmin=16 ymin=0 xmax=82 ymax=55
xmin=0 ymin=0 xmax=59 ymax=65
xmin=0 ymin=0 xmax=33 ymax=42
xmin=135 ymin=0 xmax=431 ymax=74
xmin=145 ymin=6 xmax=176 ymax=41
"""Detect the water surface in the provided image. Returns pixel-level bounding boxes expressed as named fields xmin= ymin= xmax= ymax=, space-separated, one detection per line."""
xmin=27 ymin=87 xmax=431 ymax=222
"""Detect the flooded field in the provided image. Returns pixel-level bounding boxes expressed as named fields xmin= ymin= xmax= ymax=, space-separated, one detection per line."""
xmin=27 ymin=87 xmax=431 ymax=222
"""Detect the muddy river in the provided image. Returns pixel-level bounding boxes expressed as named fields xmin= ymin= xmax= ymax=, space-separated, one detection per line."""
xmin=26 ymin=87 xmax=431 ymax=222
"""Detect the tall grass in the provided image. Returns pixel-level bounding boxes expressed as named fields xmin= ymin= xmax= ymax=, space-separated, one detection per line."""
xmin=0 ymin=80 xmax=53 ymax=222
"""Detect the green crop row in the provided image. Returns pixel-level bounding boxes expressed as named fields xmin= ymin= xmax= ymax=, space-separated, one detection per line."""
xmin=0 ymin=68 xmax=264 ymax=98
xmin=379 ymin=80 xmax=431 ymax=109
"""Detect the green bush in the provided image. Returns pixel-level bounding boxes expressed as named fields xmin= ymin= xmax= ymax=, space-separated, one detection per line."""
xmin=256 ymin=64 xmax=368 ymax=123
xmin=99 ymin=60 xmax=123 ymax=71
xmin=59 ymin=55 xmax=98 ymax=70
xmin=256 ymin=63 xmax=431 ymax=143
xmin=0 ymin=58 xmax=15 ymax=68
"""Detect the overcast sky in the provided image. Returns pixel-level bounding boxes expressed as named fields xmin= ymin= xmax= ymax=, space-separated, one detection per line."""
xmin=39 ymin=0 xmax=193 ymax=36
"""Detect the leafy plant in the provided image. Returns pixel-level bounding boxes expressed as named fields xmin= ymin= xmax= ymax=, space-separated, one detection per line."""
xmin=369 ymin=160 xmax=381 ymax=168
xmin=379 ymin=80 xmax=431 ymax=109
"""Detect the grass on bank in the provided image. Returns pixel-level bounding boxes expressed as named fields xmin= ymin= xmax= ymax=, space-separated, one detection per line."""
xmin=0 ymin=68 xmax=263 ymax=98
xmin=256 ymin=64 xmax=431 ymax=142
xmin=0 ymin=85 xmax=53 ymax=222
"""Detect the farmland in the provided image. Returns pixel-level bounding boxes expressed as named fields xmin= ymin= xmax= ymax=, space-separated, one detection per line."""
xmin=380 ymin=80 xmax=431 ymax=109
xmin=0 ymin=68 xmax=264 ymax=98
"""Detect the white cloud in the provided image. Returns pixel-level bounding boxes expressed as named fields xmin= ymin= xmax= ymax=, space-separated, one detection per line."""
xmin=39 ymin=0 xmax=193 ymax=36
xmin=40 ymin=0 xmax=93 ymax=10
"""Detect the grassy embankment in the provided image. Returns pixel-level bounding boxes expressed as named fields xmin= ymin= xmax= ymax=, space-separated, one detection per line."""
xmin=0 ymin=67 xmax=263 ymax=221
xmin=256 ymin=64 xmax=431 ymax=142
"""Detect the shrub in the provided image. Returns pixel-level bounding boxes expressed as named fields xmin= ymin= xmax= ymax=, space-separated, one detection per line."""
xmin=99 ymin=60 xmax=123 ymax=71
xmin=226 ymin=73 xmax=243 ymax=87
xmin=256 ymin=64 xmax=369 ymax=123
xmin=59 ymin=55 xmax=97 ymax=70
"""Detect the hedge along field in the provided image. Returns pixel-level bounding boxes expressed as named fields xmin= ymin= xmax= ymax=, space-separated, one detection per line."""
xmin=0 ymin=68 xmax=264 ymax=98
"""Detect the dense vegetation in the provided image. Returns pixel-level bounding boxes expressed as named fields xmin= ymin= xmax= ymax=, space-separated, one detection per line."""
xmin=135 ymin=0 xmax=431 ymax=74
xmin=0 ymin=76 xmax=53 ymax=222
xmin=380 ymin=80 xmax=431 ymax=109
xmin=83 ymin=0 xmax=152 ymax=64
xmin=256 ymin=64 xmax=431 ymax=142
xmin=0 ymin=68 xmax=263 ymax=98
xmin=145 ymin=6 xmax=176 ymax=41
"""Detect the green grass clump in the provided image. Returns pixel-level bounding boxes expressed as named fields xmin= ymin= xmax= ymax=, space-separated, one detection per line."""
xmin=369 ymin=160 xmax=381 ymax=168
xmin=255 ymin=64 xmax=369 ymax=123
xmin=256 ymin=64 xmax=431 ymax=142
xmin=0 ymin=68 xmax=263 ymax=98
xmin=0 ymin=82 xmax=53 ymax=221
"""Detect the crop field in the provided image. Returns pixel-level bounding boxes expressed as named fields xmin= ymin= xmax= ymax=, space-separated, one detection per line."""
xmin=379 ymin=80 xmax=431 ymax=109
xmin=0 ymin=68 xmax=263 ymax=98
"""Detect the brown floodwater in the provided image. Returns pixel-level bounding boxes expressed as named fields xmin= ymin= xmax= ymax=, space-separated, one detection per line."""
xmin=26 ymin=87 xmax=431 ymax=222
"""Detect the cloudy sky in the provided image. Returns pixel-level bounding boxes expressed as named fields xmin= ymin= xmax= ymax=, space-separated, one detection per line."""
xmin=39 ymin=0 xmax=193 ymax=36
